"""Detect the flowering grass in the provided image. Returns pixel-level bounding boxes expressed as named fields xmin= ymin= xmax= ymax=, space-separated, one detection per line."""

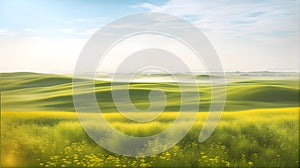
xmin=1 ymin=107 xmax=299 ymax=167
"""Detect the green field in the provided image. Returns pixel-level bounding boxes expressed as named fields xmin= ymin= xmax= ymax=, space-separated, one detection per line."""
xmin=1 ymin=72 xmax=299 ymax=167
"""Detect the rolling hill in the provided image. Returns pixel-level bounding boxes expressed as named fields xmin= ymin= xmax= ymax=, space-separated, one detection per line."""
xmin=1 ymin=72 xmax=299 ymax=112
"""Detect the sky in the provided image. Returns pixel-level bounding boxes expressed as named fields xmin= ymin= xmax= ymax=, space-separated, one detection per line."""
xmin=0 ymin=0 xmax=299 ymax=73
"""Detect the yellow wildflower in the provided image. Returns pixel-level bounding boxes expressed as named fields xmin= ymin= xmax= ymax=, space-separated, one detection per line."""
xmin=248 ymin=161 xmax=253 ymax=166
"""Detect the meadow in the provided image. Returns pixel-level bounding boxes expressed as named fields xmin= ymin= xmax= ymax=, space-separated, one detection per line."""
xmin=1 ymin=72 xmax=299 ymax=167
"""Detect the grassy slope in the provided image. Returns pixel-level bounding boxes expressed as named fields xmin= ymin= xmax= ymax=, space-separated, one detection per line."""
xmin=1 ymin=72 xmax=299 ymax=112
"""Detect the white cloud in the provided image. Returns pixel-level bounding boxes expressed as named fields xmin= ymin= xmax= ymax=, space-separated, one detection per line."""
xmin=74 ymin=18 xmax=91 ymax=23
xmin=24 ymin=28 xmax=40 ymax=33
xmin=135 ymin=0 xmax=298 ymax=40
xmin=66 ymin=18 xmax=92 ymax=24
xmin=0 ymin=28 xmax=7 ymax=33
xmin=133 ymin=0 xmax=299 ymax=71
xmin=0 ymin=28 xmax=14 ymax=36
xmin=67 ymin=16 xmax=111 ymax=24
xmin=57 ymin=27 xmax=101 ymax=36
xmin=82 ymin=28 xmax=99 ymax=36
xmin=59 ymin=28 xmax=77 ymax=34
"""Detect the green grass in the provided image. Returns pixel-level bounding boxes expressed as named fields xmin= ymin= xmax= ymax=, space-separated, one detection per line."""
xmin=1 ymin=72 xmax=299 ymax=112
xmin=1 ymin=108 xmax=299 ymax=167
xmin=0 ymin=72 xmax=299 ymax=167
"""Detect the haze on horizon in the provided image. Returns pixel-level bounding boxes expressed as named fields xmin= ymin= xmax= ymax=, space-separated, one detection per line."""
xmin=0 ymin=0 xmax=299 ymax=74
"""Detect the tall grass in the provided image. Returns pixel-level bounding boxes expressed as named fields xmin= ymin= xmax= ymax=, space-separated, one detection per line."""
xmin=1 ymin=108 xmax=299 ymax=167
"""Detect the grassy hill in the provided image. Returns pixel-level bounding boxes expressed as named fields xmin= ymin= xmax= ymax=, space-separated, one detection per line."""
xmin=1 ymin=72 xmax=299 ymax=112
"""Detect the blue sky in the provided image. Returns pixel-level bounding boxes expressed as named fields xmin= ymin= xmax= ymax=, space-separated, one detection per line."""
xmin=0 ymin=0 xmax=166 ymax=37
xmin=0 ymin=0 xmax=299 ymax=73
